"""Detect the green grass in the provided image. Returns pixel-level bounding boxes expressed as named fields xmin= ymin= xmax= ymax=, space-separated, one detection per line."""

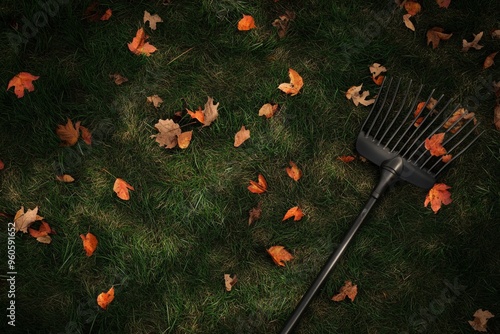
xmin=1 ymin=0 xmax=499 ymax=333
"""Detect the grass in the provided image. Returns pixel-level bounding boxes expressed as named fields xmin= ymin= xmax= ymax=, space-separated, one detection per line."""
xmin=0 ymin=0 xmax=499 ymax=333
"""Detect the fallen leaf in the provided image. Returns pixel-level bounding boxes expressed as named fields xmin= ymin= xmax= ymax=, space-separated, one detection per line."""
xmin=146 ymin=95 xmax=163 ymax=108
xmin=286 ymin=161 xmax=302 ymax=181
xmin=494 ymin=103 xmax=500 ymax=130
xmin=144 ymin=11 xmax=163 ymax=30
xmin=234 ymin=126 xmax=250 ymax=147
xmin=337 ymin=155 xmax=355 ymax=163
xmin=224 ymin=274 xmax=238 ymax=291
xmin=462 ymin=31 xmax=484 ymax=52
xmin=177 ymin=131 xmax=193 ymax=149
xmin=424 ymin=183 xmax=452 ymax=214
xmin=403 ymin=14 xmax=415 ymax=31
xmin=237 ymin=14 xmax=256 ymax=31
xmin=97 ymin=286 xmax=114 ymax=310
xmin=436 ymin=0 xmax=451 ymax=8
xmin=283 ymin=206 xmax=304 ymax=221
xmin=332 ymin=280 xmax=358 ymax=302
xmin=28 ymin=221 xmax=54 ymax=244
xmin=278 ymin=68 xmax=303 ymax=96
xmin=483 ymin=52 xmax=498 ymax=69
xmin=14 ymin=206 xmax=43 ymax=233
xmin=372 ymin=75 xmax=385 ymax=86
xmin=151 ymin=119 xmax=182 ymax=149
xmin=100 ymin=8 xmax=112 ymax=21
xmin=187 ymin=106 xmax=205 ymax=124
xmin=56 ymin=174 xmax=75 ymax=183
xmin=404 ymin=1 xmax=421 ymax=15
xmin=424 ymin=133 xmax=447 ymax=156
xmin=248 ymin=174 xmax=267 ymax=194
xmin=0 ymin=160 xmax=4 ymax=170
xmin=267 ymin=246 xmax=294 ymax=267
xmin=493 ymin=30 xmax=500 ymax=39
xmin=468 ymin=309 xmax=495 ymax=332
xmin=427 ymin=27 xmax=453 ymax=49
xmin=128 ymin=27 xmax=157 ymax=56
xmin=443 ymin=108 xmax=476 ymax=133
xmin=7 ymin=72 xmax=40 ymax=98
xmin=258 ymin=103 xmax=279 ymax=118
xmin=248 ymin=202 xmax=262 ymax=225
xmin=369 ymin=63 xmax=387 ymax=78
xmin=56 ymin=118 xmax=81 ymax=146
xmin=80 ymin=125 xmax=92 ymax=145
xmin=441 ymin=154 xmax=452 ymax=163
xmin=272 ymin=11 xmax=295 ymax=38
xmin=80 ymin=232 xmax=98 ymax=256
xmin=113 ymin=178 xmax=134 ymax=200
xmin=109 ymin=73 xmax=128 ymax=85
xmin=345 ymin=84 xmax=375 ymax=106
xmin=202 ymin=96 xmax=219 ymax=126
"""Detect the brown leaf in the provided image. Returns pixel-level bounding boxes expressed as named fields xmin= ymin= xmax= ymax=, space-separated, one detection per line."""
xmin=369 ymin=63 xmax=387 ymax=78
xmin=404 ymin=1 xmax=421 ymax=15
xmin=332 ymin=280 xmax=358 ymax=302
xmin=28 ymin=221 xmax=54 ymax=244
xmin=436 ymin=0 xmax=451 ymax=8
xmin=80 ymin=125 xmax=92 ymax=145
xmin=427 ymin=27 xmax=453 ymax=49
xmin=248 ymin=202 xmax=262 ymax=226
xmin=224 ymin=274 xmax=238 ymax=292
xmin=100 ymin=8 xmax=112 ymax=21
xmin=462 ymin=31 xmax=484 ymax=52
xmin=143 ymin=11 xmax=163 ymax=30
xmin=203 ymin=96 xmax=219 ymax=127
xmin=151 ymin=119 xmax=182 ymax=149
xmin=113 ymin=178 xmax=134 ymax=200
xmin=272 ymin=11 xmax=295 ymax=38
xmin=494 ymin=103 xmax=500 ymax=130
xmin=345 ymin=84 xmax=375 ymax=106
xmin=483 ymin=52 xmax=498 ymax=69
xmin=267 ymin=245 xmax=294 ymax=267
xmin=146 ymin=95 xmax=163 ymax=108
xmin=14 ymin=206 xmax=43 ymax=233
xmin=337 ymin=155 xmax=355 ymax=163
xmin=493 ymin=29 xmax=500 ymax=39
xmin=403 ymin=14 xmax=415 ymax=31
xmin=109 ymin=73 xmax=128 ymax=85
xmin=468 ymin=309 xmax=494 ymax=332
xmin=258 ymin=103 xmax=279 ymax=118
xmin=278 ymin=68 xmax=303 ymax=96
xmin=234 ymin=126 xmax=250 ymax=147
xmin=56 ymin=118 xmax=81 ymax=146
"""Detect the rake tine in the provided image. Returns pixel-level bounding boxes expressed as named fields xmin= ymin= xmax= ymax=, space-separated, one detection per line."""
xmin=378 ymin=78 xmax=411 ymax=145
xmin=373 ymin=78 xmax=402 ymax=140
xmin=361 ymin=77 xmax=391 ymax=136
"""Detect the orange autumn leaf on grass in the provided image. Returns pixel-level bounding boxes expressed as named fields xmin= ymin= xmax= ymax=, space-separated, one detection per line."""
xmin=286 ymin=161 xmax=302 ymax=181
xmin=278 ymin=68 xmax=303 ymax=96
xmin=425 ymin=183 xmax=452 ymax=214
xmin=128 ymin=28 xmax=157 ymax=56
xmin=267 ymin=246 xmax=294 ymax=267
xmin=234 ymin=126 xmax=251 ymax=147
xmin=424 ymin=133 xmax=447 ymax=156
xmin=29 ymin=221 xmax=55 ymax=244
xmin=237 ymin=15 xmax=256 ymax=31
xmin=332 ymin=280 xmax=358 ymax=302
xmin=97 ymin=286 xmax=115 ymax=310
xmin=100 ymin=8 xmax=112 ymax=21
xmin=80 ymin=232 xmax=98 ymax=256
xmin=248 ymin=174 xmax=267 ymax=194
xmin=404 ymin=0 xmax=421 ymax=15
xmin=337 ymin=155 xmax=355 ymax=163
xmin=56 ymin=119 xmax=92 ymax=146
xmin=113 ymin=178 xmax=134 ymax=200
xmin=283 ymin=206 xmax=304 ymax=221
xmin=187 ymin=107 xmax=205 ymax=124
xmin=7 ymin=72 xmax=40 ymax=98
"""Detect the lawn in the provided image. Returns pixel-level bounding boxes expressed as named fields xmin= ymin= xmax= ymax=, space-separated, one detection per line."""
xmin=1 ymin=0 xmax=499 ymax=333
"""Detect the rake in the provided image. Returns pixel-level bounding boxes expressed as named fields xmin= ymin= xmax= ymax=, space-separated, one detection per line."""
xmin=280 ymin=77 xmax=482 ymax=333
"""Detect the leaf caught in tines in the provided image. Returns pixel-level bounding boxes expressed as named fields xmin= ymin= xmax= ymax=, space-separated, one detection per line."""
xmin=237 ymin=14 xmax=256 ymax=31
xmin=146 ymin=95 xmax=163 ymax=108
xmin=143 ymin=10 xmax=163 ymax=30
xmin=282 ymin=206 xmax=304 ymax=221
xmin=113 ymin=178 xmax=134 ymax=200
xmin=151 ymin=119 xmax=181 ymax=149
xmin=224 ymin=274 xmax=238 ymax=292
xmin=462 ymin=31 xmax=484 ymax=52
xmin=56 ymin=174 xmax=75 ymax=183
xmin=128 ymin=27 xmax=157 ymax=56
xmin=56 ymin=118 xmax=80 ymax=146
xmin=177 ymin=131 xmax=193 ymax=149
xmin=248 ymin=174 xmax=267 ymax=194
xmin=332 ymin=280 xmax=358 ymax=302
xmin=278 ymin=68 xmax=303 ymax=96
xmin=286 ymin=161 xmax=302 ymax=181
xmin=97 ymin=286 xmax=115 ymax=310
xmin=483 ymin=52 xmax=498 ymax=69
xmin=424 ymin=183 xmax=452 ymax=214
xmin=258 ymin=103 xmax=279 ymax=118
xmin=203 ymin=96 xmax=219 ymax=127
xmin=80 ymin=232 xmax=98 ymax=256
xmin=7 ymin=72 xmax=40 ymax=98
xmin=28 ymin=221 xmax=54 ymax=244
xmin=14 ymin=206 xmax=43 ymax=233
xmin=267 ymin=246 xmax=294 ymax=267
xmin=403 ymin=14 xmax=415 ymax=31
xmin=248 ymin=202 xmax=262 ymax=226
xmin=234 ymin=126 xmax=250 ymax=147
xmin=427 ymin=27 xmax=453 ymax=49
xmin=443 ymin=108 xmax=476 ymax=133
xmin=109 ymin=73 xmax=128 ymax=85
xmin=425 ymin=133 xmax=447 ymax=156
xmin=468 ymin=309 xmax=495 ymax=332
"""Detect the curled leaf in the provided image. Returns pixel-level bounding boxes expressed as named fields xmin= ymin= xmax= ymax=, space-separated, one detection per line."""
xmin=258 ymin=103 xmax=278 ymax=118
xmin=424 ymin=183 xmax=452 ymax=214
xmin=427 ymin=27 xmax=453 ymax=49
xmin=224 ymin=274 xmax=238 ymax=292
xmin=248 ymin=174 xmax=267 ymax=194
xmin=282 ymin=206 xmax=304 ymax=221
xmin=177 ymin=131 xmax=193 ymax=149
xmin=286 ymin=161 xmax=302 ymax=181
xmin=113 ymin=178 xmax=134 ymax=200
xmin=56 ymin=174 xmax=75 ymax=183
xmin=278 ymin=68 xmax=303 ymax=96
xmin=128 ymin=27 xmax=157 ymax=56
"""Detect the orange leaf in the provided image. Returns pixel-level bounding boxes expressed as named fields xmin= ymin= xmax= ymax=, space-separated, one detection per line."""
xmin=113 ymin=178 xmax=134 ymax=200
xmin=337 ymin=155 xmax=355 ymax=163
xmin=278 ymin=68 xmax=303 ymax=96
xmin=187 ymin=107 xmax=205 ymax=124
xmin=483 ymin=51 xmax=498 ymax=69
xmin=267 ymin=246 xmax=294 ymax=267
xmin=56 ymin=174 xmax=75 ymax=183
xmin=224 ymin=274 xmax=238 ymax=292
xmin=413 ymin=101 xmax=427 ymax=127
xmin=28 ymin=221 xmax=54 ymax=244
xmin=237 ymin=14 xmax=256 ymax=31
xmin=331 ymin=280 xmax=358 ymax=302
xmin=372 ymin=75 xmax=385 ymax=86
xmin=443 ymin=108 xmax=476 ymax=133
xmin=258 ymin=103 xmax=279 ymax=118
xmin=234 ymin=125 xmax=250 ymax=147
xmin=7 ymin=72 xmax=40 ymax=98
xmin=424 ymin=183 xmax=452 ymax=214
xmin=404 ymin=1 xmax=421 ymax=15
xmin=494 ymin=103 xmax=500 ymax=130
xmin=100 ymin=8 xmax=112 ymax=21
xmin=424 ymin=133 xmax=447 ymax=156
xmin=286 ymin=161 xmax=302 ymax=181
xmin=248 ymin=174 xmax=267 ymax=194
xmin=56 ymin=118 xmax=80 ymax=146
xmin=97 ymin=286 xmax=115 ymax=310
xmin=0 ymin=160 xmax=4 ymax=170
xmin=127 ymin=28 xmax=157 ymax=56
xmin=427 ymin=27 xmax=453 ymax=49
xmin=441 ymin=154 xmax=452 ymax=163
xmin=80 ymin=232 xmax=98 ymax=256
xmin=283 ymin=206 xmax=304 ymax=221
xmin=80 ymin=125 xmax=92 ymax=145
xmin=177 ymin=131 xmax=193 ymax=149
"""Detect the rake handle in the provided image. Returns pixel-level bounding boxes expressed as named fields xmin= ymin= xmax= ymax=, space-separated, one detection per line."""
xmin=280 ymin=158 xmax=403 ymax=334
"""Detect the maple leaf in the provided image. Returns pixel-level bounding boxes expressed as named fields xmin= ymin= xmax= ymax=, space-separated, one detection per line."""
xmin=187 ymin=107 xmax=205 ymax=124
xmin=146 ymin=95 xmax=163 ymax=108
xmin=56 ymin=118 xmax=81 ymax=146
xmin=128 ymin=27 xmax=157 ymax=56
xmin=151 ymin=119 xmax=182 ymax=149
xmin=345 ymin=84 xmax=375 ymax=106
xmin=483 ymin=52 xmax=498 ymax=69
xmin=403 ymin=14 xmax=415 ymax=31
xmin=224 ymin=274 xmax=238 ymax=292
xmin=113 ymin=178 xmax=134 ymax=200
xmin=283 ymin=206 xmax=304 ymax=221
xmin=248 ymin=202 xmax=262 ymax=226
xmin=267 ymin=246 xmax=294 ymax=267
xmin=286 ymin=161 xmax=302 ymax=181
xmin=80 ymin=232 xmax=98 ymax=256
xmin=56 ymin=174 xmax=75 ymax=182
xmin=97 ymin=286 xmax=115 ymax=310
xmin=337 ymin=155 xmax=355 ymax=163
xmin=144 ymin=11 xmax=163 ymax=30
xmin=234 ymin=126 xmax=250 ymax=147
xmin=427 ymin=27 xmax=453 ymax=49
xmin=413 ymin=101 xmax=426 ymax=127
xmin=443 ymin=108 xmax=476 ymax=133
xmin=404 ymin=1 xmax=421 ymax=15
xmin=237 ymin=14 xmax=256 ymax=31
xmin=424 ymin=183 xmax=452 ymax=214
xmin=14 ymin=206 xmax=43 ymax=233
xmin=272 ymin=11 xmax=295 ymax=38
xmin=109 ymin=73 xmax=128 ymax=85
xmin=425 ymin=133 xmax=447 ymax=156
xmin=278 ymin=68 xmax=303 ymax=96
xmin=332 ymin=280 xmax=358 ymax=302
xmin=258 ymin=103 xmax=279 ymax=118
xmin=80 ymin=125 xmax=92 ymax=145
xmin=177 ymin=131 xmax=193 ymax=149
xmin=7 ymin=72 xmax=40 ymax=98
xmin=100 ymin=8 xmax=112 ymax=21
xmin=468 ymin=309 xmax=495 ymax=332
xmin=203 ymin=96 xmax=219 ymax=126
xmin=436 ymin=0 xmax=451 ymax=8
xmin=28 ymin=221 xmax=54 ymax=244
xmin=248 ymin=174 xmax=267 ymax=194
xmin=462 ymin=31 xmax=484 ymax=52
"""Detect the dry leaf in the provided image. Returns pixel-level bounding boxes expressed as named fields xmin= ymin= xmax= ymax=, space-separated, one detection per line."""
xmin=272 ymin=11 xmax=295 ymax=38
xmin=0 ymin=160 xmax=4 ymax=170
xmin=424 ymin=183 xmax=452 ymax=214
xmin=80 ymin=125 xmax=92 ymax=145
xmin=286 ymin=161 xmax=302 ymax=181
xmin=143 ymin=11 xmax=163 ymax=30
xmin=443 ymin=108 xmax=476 ymax=133
xmin=109 ymin=73 xmax=128 ymax=85
xmin=494 ymin=103 xmax=500 ymax=130
xmin=404 ymin=1 xmax=421 ymax=15
xmin=413 ymin=101 xmax=426 ymax=127
xmin=345 ymin=84 xmax=375 ymax=106
xmin=177 ymin=131 xmax=193 ymax=149
xmin=258 ymin=103 xmax=279 ymax=118
xmin=283 ymin=206 xmax=304 ymax=221
xmin=462 ymin=31 xmax=484 ymax=52
xmin=436 ymin=0 xmax=451 ymax=8
xmin=427 ymin=27 xmax=453 ymax=49
xmin=128 ymin=27 xmax=157 ymax=56
xmin=56 ymin=118 xmax=81 ymax=146
xmin=248 ymin=202 xmax=262 ymax=226
xmin=224 ymin=274 xmax=238 ymax=292
xmin=234 ymin=126 xmax=250 ymax=147
xmin=80 ymin=232 xmax=98 ymax=256
xmin=278 ymin=68 xmax=303 ymax=96
xmin=403 ymin=14 xmax=415 ymax=31
xmin=146 ymin=95 xmax=163 ymax=108
xmin=203 ymin=97 xmax=219 ymax=127
xmin=237 ymin=14 xmax=256 ymax=31
xmin=483 ymin=52 xmax=498 ymax=69
xmin=369 ymin=63 xmax=387 ymax=78
xmin=337 ymin=155 xmax=355 ymax=163
xmin=332 ymin=280 xmax=358 ymax=302
xmin=424 ymin=133 xmax=447 ymax=156
xmin=97 ymin=286 xmax=115 ymax=310
xmin=151 ymin=119 xmax=182 ymax=148
xmin=56 ymin=174 xmax=75 ymax=183
xmin=493 ymin=30 xmax=500 ymax=39
xmin=441 ymin=154 xmax=452 ymax=163
xmin=267 ymin=246 xmax=294 ymax=267
xmin=14 ymin=206 xmax=43 ymax=233
xmin=113 ymin=178 xmax=134 ymax=200
xmin=468 ymin=309 xmax=495 ymax=332
xmin=187 ymin=107 xmax=205 ymax=124
xmin=248 ymin=174 xmax=267 ymax=194
xmin=7 ymin=72 xmax=40 ymax=98
xmin=28 ymin=221 xmax=54 ymax=244
xmin=100 ymin=8 xmax=112 ymax=21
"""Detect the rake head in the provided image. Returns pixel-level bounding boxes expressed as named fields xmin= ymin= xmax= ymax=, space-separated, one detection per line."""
xmin=356 ymin=77 xmax=482 ymax=190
